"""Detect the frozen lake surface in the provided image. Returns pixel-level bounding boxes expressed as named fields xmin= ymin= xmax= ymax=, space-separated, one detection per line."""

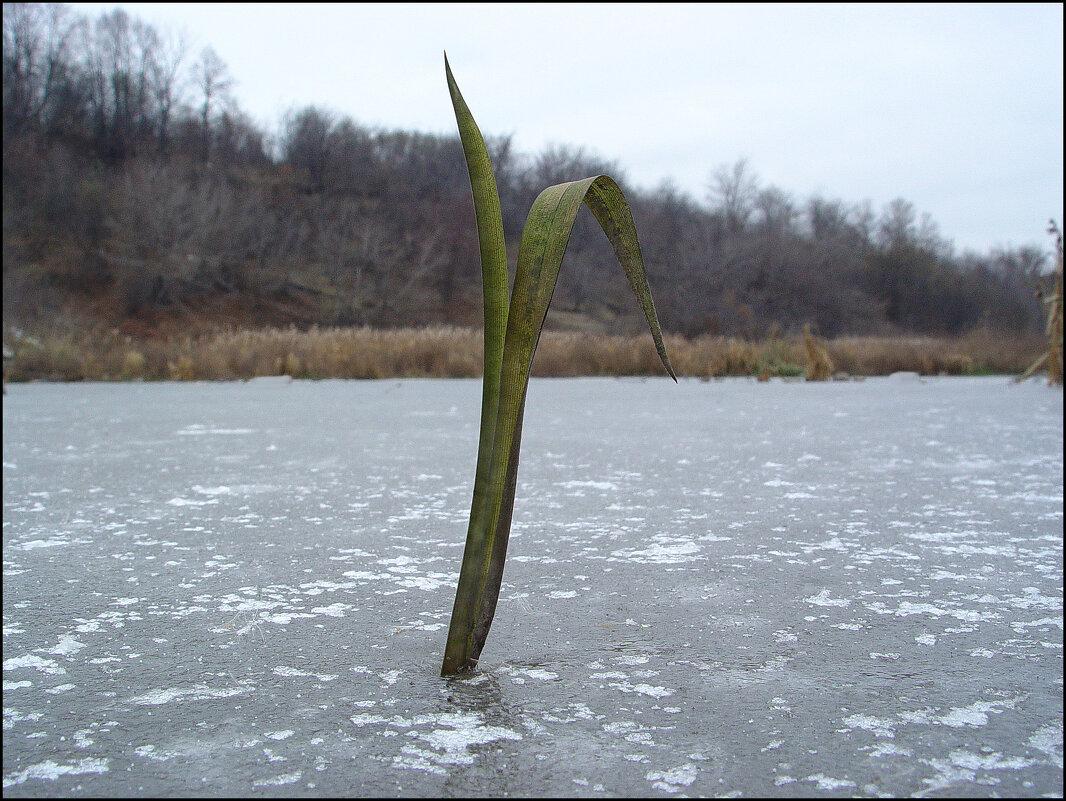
xmin=2 ymin=376 xmax=1062 ymax=797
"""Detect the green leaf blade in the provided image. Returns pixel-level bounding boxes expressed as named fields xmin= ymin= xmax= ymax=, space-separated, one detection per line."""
xmin=581 ymin=176 xmax=677 ymax=381
xmin=440 ymin=58 xmax=675 ymax=676
xmin=441 ymin=54 xmax=511 ymax=676
xmin=446 ymin=175 xmax=676 ymax=673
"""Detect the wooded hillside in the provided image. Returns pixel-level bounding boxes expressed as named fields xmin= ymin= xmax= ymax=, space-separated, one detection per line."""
xmin=2 ymin=4 xmax=1052 ymax=341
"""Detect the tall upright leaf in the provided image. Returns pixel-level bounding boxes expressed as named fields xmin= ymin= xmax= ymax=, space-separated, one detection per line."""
xmin=441 ymin=56 xmax=675 ymax=676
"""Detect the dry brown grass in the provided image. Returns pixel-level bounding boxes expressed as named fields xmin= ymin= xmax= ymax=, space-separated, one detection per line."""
xmin=1 ymin=324 xmax=1048 ymax=382
xmin=803 ymin=324 xmax=834 ymax=381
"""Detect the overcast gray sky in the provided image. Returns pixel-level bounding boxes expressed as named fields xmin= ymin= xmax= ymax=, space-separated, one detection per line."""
xmin=79 ymin=2 xmax=1063 ymax=257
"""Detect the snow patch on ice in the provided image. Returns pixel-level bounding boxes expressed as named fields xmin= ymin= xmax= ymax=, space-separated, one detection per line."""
xmin=612 ymin=539 xmax=701 ymax=564
xmin=14 ymin=538 xmax=79 ymax=550
xmin=501 ymin=666 xmax=559 ymax=682
xmin=176 ymin=425 xmax=255 ymax=436
xmin=558 ymin=480 xmax=618 ymax=491
xmin=1027 ymin=721 xmax=1063 ymax=768
xmin=252 ymin=771 xmax=302 ymax=786
xmin=310 ymin=602 xmax=351 ymax=617
xmin=350 ymin=711 xmax=522 ymax=772
xmin=129 ymin=685 xmax=251 ymax=705
xmin=134 ymin=745 xmax=180 ymax=761
xmin=272 ymin=665 xmax=337 ymax=682
xmin=46 ymin=635 xmax=86 ymax=656
xmin=804 ymin=774 xmax=856 ymax=791
xmin=843 ymin=714 xmax=896 ymax=738
xmin=166 ymin=497 xmax=218 ymax=507
xmin=805 ymin=589 xmax=850 ymax=607
xmin=3 ymin=654 xmax=65 ymax=675
xmin=647 ymin=763 xmax=698 ymax=792
xmin=3 ymin=758 xmax=108 ymax=787
xmin=609 ymin=681 xmax=674 ymax=698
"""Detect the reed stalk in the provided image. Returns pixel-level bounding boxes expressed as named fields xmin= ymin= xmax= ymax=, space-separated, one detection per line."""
xmin=1016 ymin=220 xmax=1063 ymax=386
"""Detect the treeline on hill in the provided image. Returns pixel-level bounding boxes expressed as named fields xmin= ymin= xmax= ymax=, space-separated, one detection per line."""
xmin=1 ymin=3 xmax=1052 ymax=342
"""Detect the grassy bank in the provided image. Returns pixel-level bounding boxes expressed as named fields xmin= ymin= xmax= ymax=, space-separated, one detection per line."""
xmin=1 ymin=325 xmax=1048 ymax=382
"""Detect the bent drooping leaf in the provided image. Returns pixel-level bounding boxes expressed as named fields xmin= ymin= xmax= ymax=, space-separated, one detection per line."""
xmin=441 ymin=55 xmax=675 ymax=676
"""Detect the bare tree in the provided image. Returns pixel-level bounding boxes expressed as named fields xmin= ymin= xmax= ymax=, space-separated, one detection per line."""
xmin=191 ymin=45 xmax=233 ymax=161
xmin=325 ymin=117 xmax=377 ymax=194
xmin=2 ymin=3 xmax=83 ymax=136
xmin=708 ymin=158 xmax=758 ymax=233
xmin=281 ymin=105 xmax=334 ymax=189
xmin=755 ymin=186 xmax=796 ymax=238
xmin=146 ymin=25 xmax=185 ymax=153
xmin=878 ymin=197 xmax=917 ymax=249
xmin=529 ymin=143 xmax=623 ymax=192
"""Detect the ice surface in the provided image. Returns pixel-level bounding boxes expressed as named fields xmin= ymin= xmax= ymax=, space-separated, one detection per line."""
xmin=2 ymin=376 xmax=1061 ymax=796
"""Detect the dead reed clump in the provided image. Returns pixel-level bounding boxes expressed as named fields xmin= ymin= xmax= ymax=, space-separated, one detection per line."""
xmin=120 ymin=349 xmax=146 ymax=379
xmin=275 ymin=352 xmax=303 ymax=378
xmin=3 ymin=330 xmax=85 ymax=381
xmin=802 ymin=324 xmax=834 ymax=381
xmin=374 ymin=326 xmax=481 ymax=377
xmin=827 ymin=336 xmax=943 ymax=376
xmin=1016 ymin=220 xmax=1063 ymax=386
xmin=167 ymin=354 xmax=196 ymax=381
xmin=530 ymin=332 xmax=679 ymax=377
xmin=714 ymin=337 xmax=762 ymax=377
xmin=649 ymin=334 xmax=761 ymax=378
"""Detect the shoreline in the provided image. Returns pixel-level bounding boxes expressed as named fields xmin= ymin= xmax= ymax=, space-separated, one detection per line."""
xmin=2 ymin=325 xmax=1050 ymax=382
